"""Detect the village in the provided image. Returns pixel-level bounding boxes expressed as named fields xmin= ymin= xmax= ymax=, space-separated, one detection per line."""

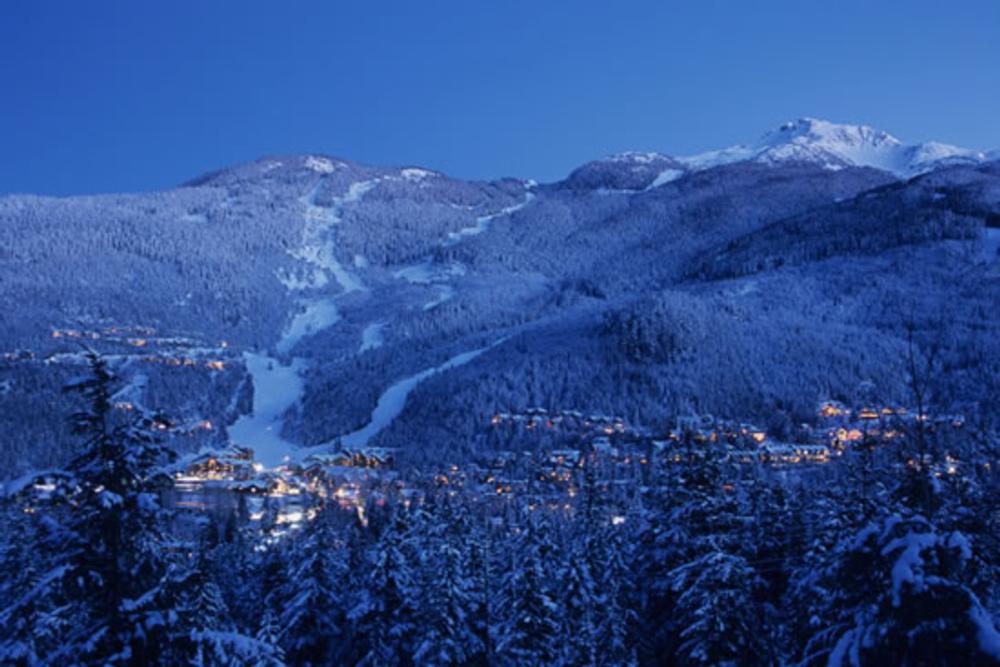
xmin=163 ymin=398 xmax=974 ymax=534
xmin=2 ymin=324 xmax=976 ymax=531
xmin=488 ymin=399 xmax=968 ymax=465
xmin=2 ymin=324 xmax=233 ymax=373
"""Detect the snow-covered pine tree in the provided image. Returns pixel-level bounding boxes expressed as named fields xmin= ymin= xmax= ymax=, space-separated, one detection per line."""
xmin=784 ymin=444 xmax=896 ymax=647
xmin=593 ymin=526 xmax=638 ymax=667
xmin=652 ymin=437 xmax=779 ymax=665
xmin=777 ymin=484 xmax=843 ymax=657
xmin=630 ymin=460 xmax=680 ymax=660
xmin=257 ymin=530 xmax=292 ymax=632
xmin=668 ymin=441 xmax=741 ymax=555
xmin=465 ymin=523 xmax=493 ymax=666
xmin=0 ymin=502 xmax=70 ymax=665
xmin=668 ymin=549 xmax=772 ymax=666
xmin=412 ymin=498 xmax=482 ymax=666
xmin=259 ymin=495 xmax=281 ymax=537
xmin=167 ymin=529 xmax=240 ymax=663
xmin=812 ymin=513 xmax=1000 ymax=666
xmin=141 ymin=516 xmax=282 ymax=666
xmin=349 ymin=505 xmax=418 ymax=666
xmin=279 ymin=500 xmax=345 ymax=666
xmin=560 ymin=541 xmax=599 ymax=666
xmin=494 ymin=514 xmax=561 ymax=667
xmin=254 ymin=608 xmax=287 ymax=667
xmin=933 ymin=451 xmax=1000 ymax=618
xmin=211 ymin=501 xmax=258 ymax=636
xmin=43 ymin=350 xmax=177 ymax=664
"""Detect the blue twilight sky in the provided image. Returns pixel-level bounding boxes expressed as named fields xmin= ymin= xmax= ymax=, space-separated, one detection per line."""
xmin=1 ymin=0 xmax=998 ymax=196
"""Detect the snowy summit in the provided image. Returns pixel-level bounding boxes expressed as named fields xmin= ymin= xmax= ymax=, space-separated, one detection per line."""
xmin=679 ymin=117 xmax=990 ymax=177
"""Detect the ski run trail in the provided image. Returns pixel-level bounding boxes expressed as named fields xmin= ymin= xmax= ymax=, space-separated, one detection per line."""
xmin=229 ymin=174 xmax=513 ymax=467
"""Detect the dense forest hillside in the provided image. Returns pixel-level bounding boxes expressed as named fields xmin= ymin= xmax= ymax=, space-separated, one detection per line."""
xmin=1 ymin=126 xmax=999 ymax=474
xmin=2 ymin=119 xmax=1000 ymax=667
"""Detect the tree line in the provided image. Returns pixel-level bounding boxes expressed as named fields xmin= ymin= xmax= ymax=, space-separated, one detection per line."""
xmin=2 ymin=353 xmax=1000 ymax=665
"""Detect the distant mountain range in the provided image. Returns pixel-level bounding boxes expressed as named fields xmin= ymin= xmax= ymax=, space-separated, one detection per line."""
xmin=1 ymin=119 xmax=998 ymax=474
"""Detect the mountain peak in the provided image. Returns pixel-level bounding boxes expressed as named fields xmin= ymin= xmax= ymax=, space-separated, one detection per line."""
xmin=602 ymin=151 xmax=675 ymax=165
xmin=752 ymin=117 xmax=905 ymax=172
xmin=680 ymin=117 xmax=986 ymax=178
xmin=760 ymin=117 xmax=902 ymax=152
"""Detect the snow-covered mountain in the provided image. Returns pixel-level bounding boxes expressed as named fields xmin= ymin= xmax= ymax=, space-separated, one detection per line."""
xmin=2 ymin=120 xmax=999 ymax=474
xmin=564 ymin=118 xmax=990 ymax=192
xmin=679 ymin=117 xmax=988 ymax=178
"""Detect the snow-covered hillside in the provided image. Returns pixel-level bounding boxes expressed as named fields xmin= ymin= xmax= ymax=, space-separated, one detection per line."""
xmin=561 ymin=151 xmax=685 ymax=191
xmin=1 ymin=126 xmax=999 ymax=473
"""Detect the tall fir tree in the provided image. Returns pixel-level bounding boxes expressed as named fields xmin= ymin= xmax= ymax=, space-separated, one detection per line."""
xmin=280 ymin=500 xmax=345 ymax=666
xmin=808 ymin=513 xmax=1000 ymax=666
xmin=349 ymin=506 xmax=418 ymax=667
xmin=412 ymin=498 xmax=483 ymax=666
xmin=494 ymin=514 xmax=561 ymax=667
xmin=669 ymin=550 xmax=772 ymax=666
xmin=47 ymin=351 xmax=177 ymax=664
xmin=0 ymin=503 xmax=71 ymax=665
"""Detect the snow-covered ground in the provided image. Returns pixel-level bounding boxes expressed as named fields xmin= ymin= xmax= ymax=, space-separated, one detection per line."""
xmin=647 ymin=168 xmax=684 ymax=189
xmin=231 ymin=173 xmax=497 ymax=467
xmin=393 ymin=259 xmax=466 ymax=284
xmin=393 ymin=262 xmax=437 ymax=284
xmin=423 ymin=285 xmax=454 ymax=310
xmin=359 ymin=322 xmax=385 ymax=352
xmin=333 ymin=343 xmax=497 ymax=450
xmin=400 ymin=167 xmax=437 ymax=180
xmin=443 ymin=190 xmax=535 ymax=246
xmin=111 ymin=372 xmax=148 ymax=410
xmin=304 ymin=155 xmax=339 ymax=174
xmin=236 ymin=338 xmax=501 ymax=466
xmin=393 ymin=259 xmax=463 ymax=309
xmin=277 ymin=177 xmax=380 ymax=354
xmin=276 ymin=300 xmax=340 ymax=355
xmin=227 ymin=353 xmax=307 ymax=467
xmin=233 ymin=177 xmax=381 ymax=465
xmin=292 ymin=179 xmax=370 ymax=294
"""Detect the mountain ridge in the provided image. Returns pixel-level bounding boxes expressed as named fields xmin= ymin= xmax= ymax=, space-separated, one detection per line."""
xmin=172 ymin=116 xmax=993 ymax=200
